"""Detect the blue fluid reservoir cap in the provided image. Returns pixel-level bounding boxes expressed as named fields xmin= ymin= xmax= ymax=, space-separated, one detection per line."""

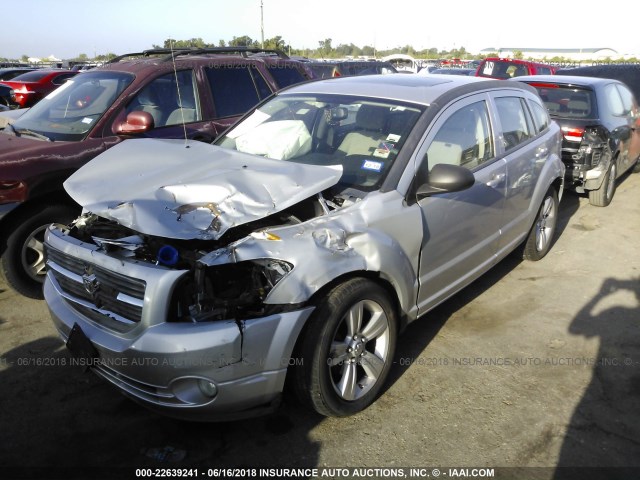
xmin=157 ymin=245 xmax=179 ymax=266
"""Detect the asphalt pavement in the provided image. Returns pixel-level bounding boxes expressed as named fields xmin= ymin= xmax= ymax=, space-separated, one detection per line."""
xmin=1 ymin=170 xmax=639 ymax=480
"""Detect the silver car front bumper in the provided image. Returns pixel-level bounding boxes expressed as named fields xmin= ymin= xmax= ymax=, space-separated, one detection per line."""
xmin=43 ymin=227 xmax=313 ymax=421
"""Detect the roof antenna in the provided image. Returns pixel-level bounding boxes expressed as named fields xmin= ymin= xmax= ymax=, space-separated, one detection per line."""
xmin=169 ymin=39 xmax=189 ymax=147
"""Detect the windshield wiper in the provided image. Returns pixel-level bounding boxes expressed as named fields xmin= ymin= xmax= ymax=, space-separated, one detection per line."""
xmin=14 ymin=128 xmax=53 ymax=142
xmin=3 ymin=123 xmax=18 ymax=136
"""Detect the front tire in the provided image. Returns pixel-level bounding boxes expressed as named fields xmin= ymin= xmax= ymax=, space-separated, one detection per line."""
xmin=589 ymin=161 xmax=617 ymax=207
xmin=522 ymin=187 xmax=558 ymax=261
xmin=0 ymin=203 xmax=79 ymax=299
xmin=292 ymin=278 xmax=397 ymax=417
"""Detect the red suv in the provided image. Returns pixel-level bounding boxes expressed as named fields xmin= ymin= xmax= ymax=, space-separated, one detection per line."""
xmin=475 ymin=58 xmax=556 ymax=79
xmin=0 ymin=48 xmax=314 ymax=298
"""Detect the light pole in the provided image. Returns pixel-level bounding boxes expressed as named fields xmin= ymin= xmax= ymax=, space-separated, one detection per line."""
xmin=261 ymin=0 xmax=264 ymax=49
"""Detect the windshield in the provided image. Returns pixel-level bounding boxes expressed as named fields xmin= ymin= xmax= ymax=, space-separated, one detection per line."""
xmin=11 ymin=71 xmax=134 ymax=141
xmin=477 ymin=60 xmax=529 ymax=79
xmin=532 ymin=85 xmax=597 ymax=119
xmin=216 ymin=93 xmax=424 ymax=191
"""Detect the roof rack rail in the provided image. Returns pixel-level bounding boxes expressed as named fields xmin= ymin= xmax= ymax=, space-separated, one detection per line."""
xmin=169 ymin=47 xmax=290 ymax=60
xmin=107 ymin=48 xmax=196 ymax=64
xmin=107 ymin=47 xmax=290 ymax=64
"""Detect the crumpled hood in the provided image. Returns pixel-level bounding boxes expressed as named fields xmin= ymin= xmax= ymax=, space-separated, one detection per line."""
xmin=64 ymin=138 xmax=342 ymax=240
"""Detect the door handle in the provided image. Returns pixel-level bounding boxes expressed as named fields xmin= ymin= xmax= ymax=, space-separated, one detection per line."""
xmin=486 ymin=173 xmax=505 ymax=188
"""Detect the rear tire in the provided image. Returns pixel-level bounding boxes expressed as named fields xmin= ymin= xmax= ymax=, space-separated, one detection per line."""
xmin=588 ymin=161 xmax=616 ymax=207
xmin=0 ymin=203 xmax=78 ymax=299
xmin=292 ymin=278 xmax=397 ymax=417
xmin=522 ymin=187 xmax=558 ymax=261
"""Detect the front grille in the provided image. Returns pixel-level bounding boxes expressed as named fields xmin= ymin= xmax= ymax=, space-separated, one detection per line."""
xmin=46 ymin=245 xmax=146 ymax=326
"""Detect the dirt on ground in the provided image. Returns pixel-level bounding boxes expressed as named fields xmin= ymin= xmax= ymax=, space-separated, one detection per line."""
xmin=1 ymin=171 xmax=639 ymax=480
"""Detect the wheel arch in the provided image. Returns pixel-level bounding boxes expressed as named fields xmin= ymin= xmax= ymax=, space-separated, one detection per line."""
xmin=0 ymin=189 xmax=79 ymax=253
xmin=284 ymin=272 xmax=402 ymax=414
xmin=287 ymin=271 xmax=404 ymax=371
xmin=306 ymin=270 xmax=405 ymax=329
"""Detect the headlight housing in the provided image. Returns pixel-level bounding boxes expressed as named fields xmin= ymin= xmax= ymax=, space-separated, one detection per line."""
xmin=169 ymin=258 xmax=293 ymax=323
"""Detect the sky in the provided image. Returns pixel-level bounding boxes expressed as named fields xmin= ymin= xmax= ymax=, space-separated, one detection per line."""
xmin=2 ymin=0 xmax=639 ymax=60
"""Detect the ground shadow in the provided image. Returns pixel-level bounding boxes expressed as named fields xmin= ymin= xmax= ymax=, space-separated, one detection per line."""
xmin=385 ymin=185 xmax=580 ymax=392
xmin=386 ymin=250 xmax=523 ymax=389
xmin=0 ymin=337 xmax=323 ymax=479
xmin=555 ymin=189 xmax=580 ymax=242
xmin=555 ymin=276 xmax=640 ymax=480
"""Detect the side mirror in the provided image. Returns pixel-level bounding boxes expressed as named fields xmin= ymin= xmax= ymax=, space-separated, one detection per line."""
xmin=116 ymin=111 xmax=154 ymax=134
xmin=416 ymin=163 xmax=475 ymax=198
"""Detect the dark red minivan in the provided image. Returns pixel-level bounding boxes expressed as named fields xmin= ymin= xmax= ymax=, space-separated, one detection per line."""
xmin=0 ymin=48 xmax=314 ymax=298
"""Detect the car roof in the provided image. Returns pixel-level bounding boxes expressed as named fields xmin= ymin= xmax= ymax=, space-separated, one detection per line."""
xmin=97 ymin=52 xmax=301 ymax=76
xmin=0 ymin=67 xmax=37 ymax=73
xmin=513 ymin=74 xmax=617 ymax=88
xmin=8 ymin=69 xmax=76 ymax=80
xmin=281 ymin=74 xmax=530 ymax=105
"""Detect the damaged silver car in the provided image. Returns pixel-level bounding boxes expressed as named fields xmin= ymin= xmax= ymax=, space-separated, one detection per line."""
xmin=44 ymin=75 xmax=565 ymax=420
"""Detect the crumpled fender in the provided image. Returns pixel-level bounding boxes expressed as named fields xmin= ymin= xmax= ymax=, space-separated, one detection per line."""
xmin=198 ymin=192 xmax=422 ymax=320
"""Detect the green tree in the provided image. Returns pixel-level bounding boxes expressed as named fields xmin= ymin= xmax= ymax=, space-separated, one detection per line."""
xmin=21 ymin=54 xmax=29 ymax=62
xmin=318 ymin=38 xmax=333 ymax=57
xmin=362 ymin=45 xmax=375 ymax=57
xmin=264 ymin=36 xmax=286 ymax=50
xmin=400 ymin=44 xmax=416 ymax=55
xmin=229 ymin=35 xmax=257 ymax=47
xmin=336 ymin=43 xmax=358 ymax=57
xmin=95 ymin=52 xmax=117 ymax=61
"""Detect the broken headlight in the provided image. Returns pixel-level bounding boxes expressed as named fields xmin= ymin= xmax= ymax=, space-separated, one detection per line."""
xmin=169 ymin=258 xmax=293 ymax=323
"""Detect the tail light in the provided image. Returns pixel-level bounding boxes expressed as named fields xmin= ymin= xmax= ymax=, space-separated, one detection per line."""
xmin=562 ymin=126 xmax=584 ymax=142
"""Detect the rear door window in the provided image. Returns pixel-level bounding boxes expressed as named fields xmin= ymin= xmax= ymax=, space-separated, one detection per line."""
xmin=528 ymin=99 xmax=550 ymax=133
xmin=205 ymin=65 xmax=271 ymax=118
xmin=265 ymin=63 xmax=307 ymax=88
xmin=604 ymin=84 xmax=624 ymax=116
xmin=426 ymin=100 xmax=495 ymax=170
xmin=495 ymin=96 xmax=534 ymax=151
xmin=615 ymin=84 xmax=635 ymax=115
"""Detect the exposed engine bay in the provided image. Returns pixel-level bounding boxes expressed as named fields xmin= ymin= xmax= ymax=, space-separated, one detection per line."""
xmin=63 ymin=190 xmax=361 ymax=323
